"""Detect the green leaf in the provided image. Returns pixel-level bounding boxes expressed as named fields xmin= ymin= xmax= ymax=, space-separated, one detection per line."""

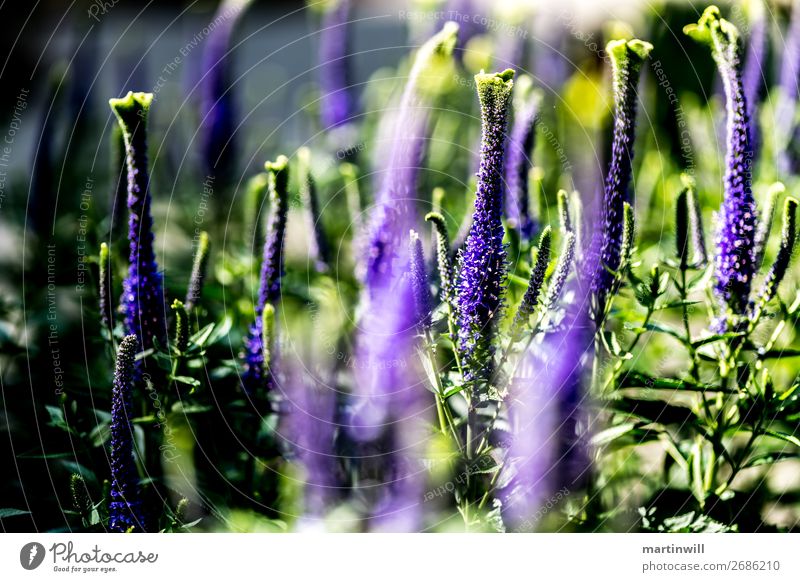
xmin=743 ymin=451 xmax=800 ymax=468
xmin=691 ymin=332 xmax=744 ymax=348
xmin=590 ymin=422 xmax=641 ymax=446
xmin=763 ymin=430 xmax=800 ymax=448
xmin=0 ymin=508 xmax=30 ymax=519
xmin=606 ymin=395 xmax=697 ymax=427
xmin=171 ymin=375 xmax=201 ymax=388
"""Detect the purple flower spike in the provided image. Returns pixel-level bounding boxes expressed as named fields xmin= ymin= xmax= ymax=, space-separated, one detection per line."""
xmin=584 ymin=39 xmax=651 ymax=309
xmin=199 ymin=0 xmax=252 ymax=183
xmin=349 ymin=26 xmax=459 ymax=531
xmin=109 ymin=92 xmax=167 ymax=355
xmin=109 ymin=335 xmax=146 ymax=532
xmin=500 ymin=311 xmax=593 ymax=531
xmin=742 ymin=0 xmax=766 ymax=157
xmin=409 ymin=230 xmax=432 ymax=329
xmin=456 ymin=69 xmax=515 ymax=382
xmin=504 ymin=75 xmax=540 ymax=241
xmin=364 ymin=22 xmax=459 ymax=287
xmin=319 ymin=0 xmax=356 ymax=130
xmin=242 ymin=156 xmax=289 ymax=394
xmin=686 ymin=8 xmax=757 ymax=320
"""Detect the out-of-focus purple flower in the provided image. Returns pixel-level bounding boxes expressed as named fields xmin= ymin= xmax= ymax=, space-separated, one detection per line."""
xmin=504 ymin=75 xmax=539 ymax=241
xmin=686 ymin=8 xmax=757 ymax=320
xmin=242 ymin=156 xmax=289 ymax=395
xmin=364 ymin=22 xmax=459 ymax=288
xmin=279 ymin=358 xmax=338 ymax=528
xmin=109 ymin=92 xmax=167 ymax=355
xmin=500 ymin=309 xmax=593 ymax=531
xmin=109 ymin=335 xmax=146 ymax=532
xmin=199 ymin=0 xmax=251 ymax=183
xmin=742 ymin=0 xmax=766 ymax=158
xmin=584 ymin=39 xmax=651 ymax=309
xmin=349 ymin=24 xmax=459 ymax=531
xmin=778 ymin=0 xmax=800 ymax=172
xmin=444 ymin=0 xmax=485 ymax=60
xmin=456 ymin=69 xmax=514 ymax=382
xmin=319 ymin=0 xmax=356 ymax=130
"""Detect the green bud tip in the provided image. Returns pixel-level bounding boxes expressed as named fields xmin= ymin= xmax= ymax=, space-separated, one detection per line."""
xmin=683 ymin=6 xmax=739 ymax=48
xmin=607 ymin=38 xmax=653 ymax=61
xmin=108 ymin=91 xmax=153 ymax=123
xmin=265 ymin=155 xmax=289 ymax=174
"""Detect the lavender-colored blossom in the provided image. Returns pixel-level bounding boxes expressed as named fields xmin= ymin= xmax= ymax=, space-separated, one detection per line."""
xmin=349 ymin=25 xmax=459 ymax=531
xmin=444 ymin=0 xmax=485 ymax=60
xmin=686 ymin=8 xmax=757 ymax=318
xmin=199 ymin=0 xmax=251 ymax=183
xmin=500 ymin=310 xmax=593 ymax=530
xmin=504 ymin=76 xmax=539 ymax=241
xmin=242 ymin=156 xmax=289 ymax=394
xmin=364 ymin=22 xmax=458 ymax=288
xmin=109 ymin=335 xmax=146 ymax=532
xmin=456 ymin=69 xmax=514 ymax=382
xmin=109 ymin=92 xmax=167 ymax=354
xmin=742 ymin=1 xmax=766 ymax=157
xmin=319 ymin=0 xmax=356 ymax=130
xmin=409 ymin=230 xmax=432 ymax=329
xmin=584 ymin=39 xmax=651 ymax=308
xmin=280 ymin=358 xmax=338 ymax=528
xmin=779 ymin=0 xmax=800 ymax=122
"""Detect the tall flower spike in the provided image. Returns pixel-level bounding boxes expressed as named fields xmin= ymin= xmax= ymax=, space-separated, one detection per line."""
xmin=409 ymin=230 xmax=432 ymax=329
xmin=425 ymin=212 xmax=454 ymax=304
xmin=676 ymin=188 xmax=691 ymax=270
xmin=297 ymin=147 xmax=330 ymax=272
xmin=199 ymin=0 xmax=252 ymax=184
xmin=504 ymin=75 xmax=540 ymax=241
xmin=753 ymin=197 xmax=798 ymax=310
xmin=679 ymin=175 xmax=708 ymax=268
xmin=242 ymin=156 xmax=289 ymax=394
xmin=364 ymin=22 xmax=458 ymax=286
xmin=109 ymin=91 xmax=167 ymax=354
xmin=511 ymin=226 xmax=551 ymax=337
xmin=557 ymin=190 xmax=572 ymax=234
xmin=185 ymin=230 xmax=210 ymax=312
xmin=171 ymin=300 xmax=189 ymax=354
xmin=686 ymin=7 xmax=758 ymax=320
xmin=109 ymin=334 xmax=146 ymax=532
xmin=742 ymin=0 xmax=766 ymax=158
xmin=318 ymin=0 xmax=356 ymax=130
xmin=456 ymin=69 xmax=515 ymax=382
xmin=261 ymin=303 xmax=276 ymax=373
xmin=778 ymin=0 xmax=800 ymax=163
xmin=99 ymin=242 xmax=112 ymax=333
xmin=584 ymin=39 xmax=651 ymax=308
xmin=754 ymin=182 xmax=784 ymax=268
xmin=619 ymin=202 xmax=635 ymax=274
xmin=544 ymin=232 xmax=577 ymax=311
